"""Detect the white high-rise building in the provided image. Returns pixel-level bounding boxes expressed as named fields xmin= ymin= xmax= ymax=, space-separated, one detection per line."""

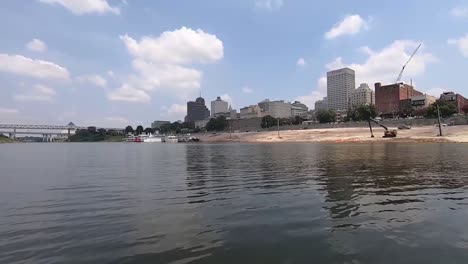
xmin=211 ymin=96 xmax=229 ymax=117
xmin=327 ymin=68 xmax=355 ymax=112
xmin=350 ymin=83 xmax=375 ymax=106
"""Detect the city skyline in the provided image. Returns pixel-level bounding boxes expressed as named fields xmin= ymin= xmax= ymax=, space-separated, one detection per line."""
xmin=1 ymin=1 xmax=468 ymax=126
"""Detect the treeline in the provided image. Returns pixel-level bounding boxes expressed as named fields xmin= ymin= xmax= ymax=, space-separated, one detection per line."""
xmin=125 ymin=122 xmax=197 ymax=135
xmin=70 ymin=127 xmax=123 ymax=142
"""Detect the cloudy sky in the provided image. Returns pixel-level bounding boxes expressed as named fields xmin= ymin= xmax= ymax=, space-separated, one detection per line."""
xmin=1 ymin=0 xmax=467 ymax=127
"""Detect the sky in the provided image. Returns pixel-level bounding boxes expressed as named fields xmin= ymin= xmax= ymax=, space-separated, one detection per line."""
xmin=1 ymin=0 xmax=468 ymax=128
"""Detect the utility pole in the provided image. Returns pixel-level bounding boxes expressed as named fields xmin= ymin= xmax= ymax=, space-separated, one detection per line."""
xmin=437 ymin=103 xmax=443 ymax=136
xmin=368 ymin=119 xmax=375 ymax=138
xmin=277 ymin=118 xmax=280 ymax=138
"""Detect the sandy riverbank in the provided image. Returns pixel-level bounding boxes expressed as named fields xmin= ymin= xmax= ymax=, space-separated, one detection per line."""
xmin=198 ymin=125 xmax=468 ymax=143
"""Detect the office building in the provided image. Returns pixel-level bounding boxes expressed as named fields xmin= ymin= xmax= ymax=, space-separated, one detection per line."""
xmin=327 ymin=68 xmax=356 ymax=112
xmin=258 ymin=99 xmax=292 ymax=118
xmin=211 ymin=96 xmax=229 ymax=117
xmin=350 ymin=83 xmax=375 ymax=106
xmin=151 ymin=120 xmax=170 ymax=129
xmin=291 ymin=101 xmax=309 ymax=117
xmin=411 ymin=94 xmax=436 ymax=110
xmin=185 ymin=96 xmax=210 ymax=123
xmin=240 ymin=105 xmax=263 ymax=119
xmin=315 ymin=97 xmax=328 ymax=111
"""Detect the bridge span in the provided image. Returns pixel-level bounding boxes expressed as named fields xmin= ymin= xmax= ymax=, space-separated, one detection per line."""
xmin=0 ymin=123 xmax=124 ymax=142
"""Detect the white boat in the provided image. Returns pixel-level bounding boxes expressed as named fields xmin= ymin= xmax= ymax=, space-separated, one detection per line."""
xmin=165 ymin=135 xmax=178 ymax=143
xmin=143 ymin=134 xmax=164 ymax=143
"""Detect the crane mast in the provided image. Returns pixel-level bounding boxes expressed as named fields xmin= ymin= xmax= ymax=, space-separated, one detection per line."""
xmin=395 ymin=43 xmax=422 ymax=84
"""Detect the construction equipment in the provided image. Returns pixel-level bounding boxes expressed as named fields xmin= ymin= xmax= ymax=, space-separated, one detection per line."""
xmin=369 ymin=118 xmax=398 ymax=138
xmin=395 ymin=43 xmax=422 ymax=84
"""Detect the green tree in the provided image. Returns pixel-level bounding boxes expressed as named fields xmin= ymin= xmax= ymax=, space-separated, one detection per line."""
xmin=261 ymin=115 xmax=277 ymax=128
xmin=426 ymin=101 xmax=457 ymax=118
xmin=356 ymin=104 xmax=377 ymax=120
xmin=206 ymin=116 xmax=227 ymax=131
xmin=144 ymin=127 xmax=154 ymax=134
xmin=136 ymin=125 xmax=144 ymax=135
xmin=125 ymin=126 xmax=134 ymax=134
xmin=316 ymin=110 xmax=336 ymax=123
xmin=292 ymin=116 xmax=304 ymax=125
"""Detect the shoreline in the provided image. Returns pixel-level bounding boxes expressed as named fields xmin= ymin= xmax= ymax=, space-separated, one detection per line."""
xmin=197 ymin=125 xmax=468 ymax=144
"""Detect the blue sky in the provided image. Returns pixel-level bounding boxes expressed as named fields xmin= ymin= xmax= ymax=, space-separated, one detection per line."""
xmin=1 ymin=0 xmax=468 ymax=127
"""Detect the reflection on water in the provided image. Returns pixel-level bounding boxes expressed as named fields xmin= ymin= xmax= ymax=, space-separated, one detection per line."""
xmin=1 ymin=143 xmax=468 ymax=264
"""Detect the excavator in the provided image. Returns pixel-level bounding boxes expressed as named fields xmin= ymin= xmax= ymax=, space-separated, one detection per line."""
xmin=368 ymin=118 xmax=398 ymax=138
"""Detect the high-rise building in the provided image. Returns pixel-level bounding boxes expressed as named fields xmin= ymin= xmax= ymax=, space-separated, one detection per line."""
xmin=327 ymin=68 xmax=356 ymax=112
xmin=211 ymin=96 xmax=229 ymax=117
xmin=185 ymin=96 xmax=210 ymax=123
xmin=315 ymin=97 xmax=328 ymax=111
xmin=291 ymin=101 xmax=309 ymax=117
xmin=258 ymin=99 xmax=292 ymax=118
xmin=350 ymin=83 xmax=375 ymax=106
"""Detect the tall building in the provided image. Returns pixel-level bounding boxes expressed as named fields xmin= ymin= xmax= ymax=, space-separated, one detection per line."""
xmin=185 ymin=96 xmax=210 ymax=123
xmin=291 ymin=101 xmax=309 ymax=117
xmin=327 ymin=68 xmax=356 ymax=112
xmin=375 ymin=83 xmax=423 ymax=117
xmin=315 ymin=97 xmax=328 ymax=111
xmin=350 ymin=83 xmax=375 ymax=106
xmin=211 ymin=96 xmax=229 ymax=117
xmin=151 ymin=120 xmax=170 ymax=129
xmin=258 ymin=99 xmax=292 ymax=118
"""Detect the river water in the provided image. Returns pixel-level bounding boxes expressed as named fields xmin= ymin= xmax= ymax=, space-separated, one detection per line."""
xmin=1 ymin=143 xmax=468 ymax=264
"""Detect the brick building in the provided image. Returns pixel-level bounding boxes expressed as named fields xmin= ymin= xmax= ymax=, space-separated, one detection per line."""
xmin=439 ymin=92 xmax=468 ymax=114
xmin=375 ymin=83 xmax=423 ymax=117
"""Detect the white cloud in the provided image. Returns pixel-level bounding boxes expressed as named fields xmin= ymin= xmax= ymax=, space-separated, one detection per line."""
xmin=103 ymin=117 xmax=129 ymax=127
xmin=38 ymin=0 xmax=120 ymax=15
xmin=327 ymin=40 xmax=436 ymax=86
xmin=14 ymin=84 xmax=56 ymax=102
xmin=26 ymin=39 xmax=47 ymax=52
xmin=325 ymin=14 xmax=369 ymax=40
xmin=296 ymin=57 xmax=306 ymax=66
xmin=242 ymin=86 xmax=253 ymax=94
xmin=120 ymin=27 xmax=223 ymax=65
xmin=255 ymin=0 xmax=284 ymax=11
xmin=220 ymin=94 xmax=233 ymax=107
xmin=451 ymin=7 xmax=468 ymax=17
xmin=0 ymin=108 xmax=19 ymax=115
xmin=167 ymin=104 xmax=187 ymax=115
xmin=0 ymin=54 xmax=70 ymax=80
xmin=422 ymin=87 xmax=447 ymax=98
xmin=447 ymin=34 xmax=468 ymax=57
xmin=107 ymin=70 xmax=114 ymax=77
xmin=107 ymin=84 xmax=151 ymax=103
xmin=295 ymin=77 xmax=327 ymax=109
xmin=109 ymin=27 xmax=224 ymax=103
xmin=76 ymin=74 xmax=108 ymax=88
xmin=297 ymin=40 xmax=435 ymax=108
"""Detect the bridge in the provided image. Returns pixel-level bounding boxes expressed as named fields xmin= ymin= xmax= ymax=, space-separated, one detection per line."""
xmin=0 ymin=122 xmax=124 ymax=142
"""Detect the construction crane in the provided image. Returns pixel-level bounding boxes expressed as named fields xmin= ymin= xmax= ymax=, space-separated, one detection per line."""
xmin=395 ymin=43 xmax=422 ymax=84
